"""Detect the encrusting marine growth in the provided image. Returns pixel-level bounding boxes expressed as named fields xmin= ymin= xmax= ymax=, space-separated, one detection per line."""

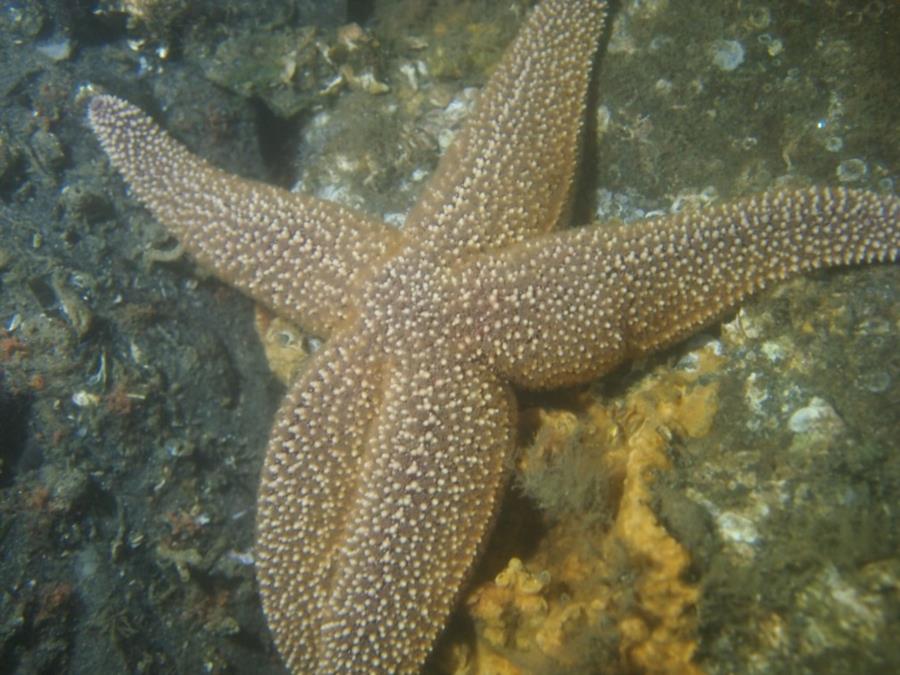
xmin=87 ymin=0 xmax=898 ymax=672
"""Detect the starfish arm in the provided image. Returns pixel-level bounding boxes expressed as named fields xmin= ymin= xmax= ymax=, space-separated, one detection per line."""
xmin=255 ymin=330 xmax=388 ymax=672
xmin=319 ymin=356 xmax=514 ymax=673
xmin=471 ymin=187 xmax=899 ymax=389
xmin=404 ymin=0 xmax=607 ymax=253
xmin=88 ymin=95 xmax=403 ymax=336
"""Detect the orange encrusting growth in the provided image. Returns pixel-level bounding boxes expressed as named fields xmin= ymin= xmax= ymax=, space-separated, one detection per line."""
xmin=460 ymin=352 xmax=721 ymax=674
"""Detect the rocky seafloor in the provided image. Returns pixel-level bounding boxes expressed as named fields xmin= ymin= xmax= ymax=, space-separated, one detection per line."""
xmin=0 ymin=0 xmax=897 ymax=673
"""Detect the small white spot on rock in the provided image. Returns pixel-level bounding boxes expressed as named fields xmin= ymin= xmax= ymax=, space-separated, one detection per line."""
xmin=716 ymin=511 xmax=760 ymax=545
xmin=711 ymin=39 xmax=745 ymax=71
xmin=787 ymin=397 xmax=843 ymax=434
xmin=761 ymin=340 xmax=786 ymax=363
xmin=836 ymin=158 xmax=868 ymax=183
xmin=36 ymin=36 xmax=72 ymax=61
xmin=72 ymin=390 xmax=100 ymax=407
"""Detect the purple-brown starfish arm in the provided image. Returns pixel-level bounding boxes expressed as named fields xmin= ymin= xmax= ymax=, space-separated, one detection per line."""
xmin=88 ymin=95 xmax=403 ymax=337
xmin=257 ymin=331 xmax=514 ymax=673
xmin=318 ymin=355 xmax=514 ymax=673
xmin=404 ymin=0 xmax=607 ymax=253
xmin=471 ymin=187 xmax=899 ymax=389
xmin=255 ymin=329 xmax=387 ymax=673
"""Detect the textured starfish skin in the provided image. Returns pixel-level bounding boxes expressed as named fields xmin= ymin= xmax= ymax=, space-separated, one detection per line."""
xmin=87 ymin=0 xmax=898 ymax=672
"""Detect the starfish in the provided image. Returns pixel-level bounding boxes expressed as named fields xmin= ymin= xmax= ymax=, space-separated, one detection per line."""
xmin=88 ymin=0 xmax=898 ymax=672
